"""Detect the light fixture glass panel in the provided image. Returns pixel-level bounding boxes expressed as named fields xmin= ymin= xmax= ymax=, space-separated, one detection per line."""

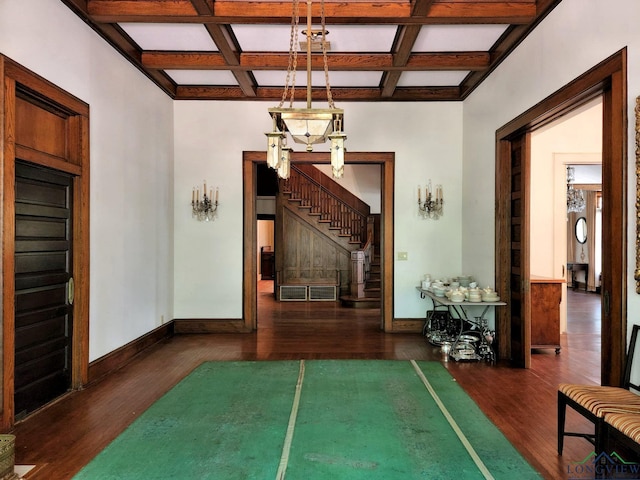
xmin=329 ymin=132 xmax=346 ymax=179
xmin=266 ymin=133 xmax=283 ymax=169
xmin=281 ymin=112 xmax=334 ymax=148
xmin=278 ymin=148 xmax=292 ymax=179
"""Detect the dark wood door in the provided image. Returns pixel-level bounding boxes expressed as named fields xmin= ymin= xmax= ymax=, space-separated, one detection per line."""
xmin=14 ymin=161 xmax=73 ymax=418
xmin=507 ymin=133 xmax=531 ymax=368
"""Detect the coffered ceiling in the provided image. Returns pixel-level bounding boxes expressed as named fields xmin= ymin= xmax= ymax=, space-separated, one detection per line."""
xmin=61 ymin=0 xmax=561 ymax=101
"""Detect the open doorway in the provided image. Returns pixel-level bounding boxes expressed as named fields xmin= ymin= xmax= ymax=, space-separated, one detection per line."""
xmin=254 ymin=161 xmax=383 ymax=325
xmin=529 ymin=97 xmax=603 ymax=375
xmin=495 ymin=49 xmax=626 ymax=384
xmin=243 ymin=150 xmax=395 ymax=333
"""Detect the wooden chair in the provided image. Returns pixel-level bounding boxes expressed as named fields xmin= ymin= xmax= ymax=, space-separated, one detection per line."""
xmin=558 ymin=324 xmax=640 ymax=455
xmin=603 ymin=411 xmax=640 ymax=459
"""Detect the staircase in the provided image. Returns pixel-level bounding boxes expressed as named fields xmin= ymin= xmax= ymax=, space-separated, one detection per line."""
xmin=280 ymin=164 xmax=369 ymax=246
xmin=341 ymin=253 xmax=381 ymax=309
xmin=279 ymin=165 xmax=380 ymax=308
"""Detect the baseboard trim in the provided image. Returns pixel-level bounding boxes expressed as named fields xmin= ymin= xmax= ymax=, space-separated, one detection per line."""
xmin=391 ymin=319 xmax=423 ymax=333
xmin=173 ymin=318 xmax=251 ymax=334
xmin=88 ymin=322 xmax=174 ymax=385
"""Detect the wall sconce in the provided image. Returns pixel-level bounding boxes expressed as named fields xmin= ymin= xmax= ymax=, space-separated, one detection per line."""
xmin=191 ymin=180 xmax=219 ymax=221
xmin=418 ymin=181 xmax=443 ymax=219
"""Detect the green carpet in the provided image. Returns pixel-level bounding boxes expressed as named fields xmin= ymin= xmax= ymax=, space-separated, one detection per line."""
xmin=73 ymin=360 xmax=541 ymax=479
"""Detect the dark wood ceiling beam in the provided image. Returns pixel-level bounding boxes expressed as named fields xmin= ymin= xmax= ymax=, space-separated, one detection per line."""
xmin=87 ymin=1 xmax=536 ymax=24
xmin=411 ymin=0 xmax=435 ymax=17
xmin=204 ymin=24 xmax=256 ymax=96
xmin=406 ymin=52 xmax=489 ymax=70
xmin=52 ymin=14 xmax=176 ymax=97
xmin=381 ymin=23 xmax=421 ymax=97
xmin=381 ymin=71 xmax=402 ymax=98
xmin=175 ymin=85 xmax=460 ymax=101
xmin=142 ymin=51 xmax=488 ymax=71
xmin=459 ymin=0 xmax=561 ymax=99
xmin=189 ymin=0 xmax=213 ymax=15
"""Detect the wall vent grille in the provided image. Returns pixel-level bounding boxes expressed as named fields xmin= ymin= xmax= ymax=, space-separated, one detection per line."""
xmin=280 ymin=286 xmax=308 ymax=301
xmin=308 ymin=285 xmax=337 ymax=301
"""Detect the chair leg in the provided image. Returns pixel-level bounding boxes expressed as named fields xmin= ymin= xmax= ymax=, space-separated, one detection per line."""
xmin=558 ymin=391 xmax=567 ymax=455
xmin=595 ymin=418 xmax=605 ymax=455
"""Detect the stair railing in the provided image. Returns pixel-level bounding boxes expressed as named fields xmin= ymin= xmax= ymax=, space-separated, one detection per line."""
xmin=281 ymin=166 xmax=368 ymax=245
xmin=350 ymin=229 xmax=373 ymax=299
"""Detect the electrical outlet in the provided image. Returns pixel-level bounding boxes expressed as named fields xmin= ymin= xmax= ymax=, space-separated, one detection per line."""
xmin=397 ymin=252 xmax=408 ymax=261
xmin=161 ymin=315 xmax=165 ymax=324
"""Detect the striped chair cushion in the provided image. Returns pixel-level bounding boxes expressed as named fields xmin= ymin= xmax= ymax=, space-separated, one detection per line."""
xmin=559 ymin=383 xmax=640 ymax=417
xmin=605 ymin=412 xmax=640 ymax=444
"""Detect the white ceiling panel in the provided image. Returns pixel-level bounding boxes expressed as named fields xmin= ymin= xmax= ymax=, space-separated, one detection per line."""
xmin=233 ymin=24 xmax=397 ymax=52
xmin=397 ymin=71 xmax=469 ymax=87
xmin=232 ymin=25 xmax=292 ymax=52
xmin=164 ymin=70 xmax=238 ymax=85
xmin=253 ymin=70 xmax=381 ymax=87
xmin=413 ymin=25 xmax=509 ymax=52
xmin=119 ymin=23 xmax=218 ymax=51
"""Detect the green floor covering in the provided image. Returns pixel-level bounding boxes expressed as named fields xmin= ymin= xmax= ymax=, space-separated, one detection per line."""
xmin=73 ymin=360 xmax=541 ymax=480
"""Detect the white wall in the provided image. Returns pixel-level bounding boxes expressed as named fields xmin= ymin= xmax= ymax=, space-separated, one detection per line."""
xmin=173 ymin=101 xmax=463 ymax=319
xmin=463 ymin=0 xmax=640 ymax=339
xmin=0 ymin=0 xmax=175 ymax=361
xmin=530 ymin=99 xmax=602 ymax=278
xmin=315 ymin=164 xmax=382 ymax=213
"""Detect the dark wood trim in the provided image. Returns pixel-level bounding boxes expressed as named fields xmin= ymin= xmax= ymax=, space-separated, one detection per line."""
xmin=601 ymin=60 xmax=627 ymax=386
xmin=87 ymin=322 xmax=174 ymax=384
xmin=495 ymin=138 xmax=512 ymax=361
xmin=389 ymin=319 xmax=422 ymax=332
xmin=1 ymin=70 xmax=17 ymax=431
xmin=1 ymin=55 xmax=91 ymax=427
xmin=495 ymin=48 xmax=627 ymax=382
xmin=173 ymin=319 xmax=250 ymax=334
xmin=382 ymin=154 xmax=394 ymax=331
xmin=243 ymin=151 xmax=395 ymax=332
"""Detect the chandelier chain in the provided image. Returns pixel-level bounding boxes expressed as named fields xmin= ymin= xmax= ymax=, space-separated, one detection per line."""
xmin=320 ymin=0 xmax=335 ymax=109
xmin=279 ymin=0 xmax=300 ymax=108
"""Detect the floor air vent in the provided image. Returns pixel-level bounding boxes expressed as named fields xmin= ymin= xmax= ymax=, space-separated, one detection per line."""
xmin=308 ymin=285 xmax=337 ymax=301
xmin=280 ymin=286 xmax=307 ymax=301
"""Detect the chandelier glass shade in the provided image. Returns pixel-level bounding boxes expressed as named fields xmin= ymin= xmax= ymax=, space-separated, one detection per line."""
xmin=265 ymin=0 xmax=346 ymax=179
xmin=566 ymin=166 xmax=585 ymax=213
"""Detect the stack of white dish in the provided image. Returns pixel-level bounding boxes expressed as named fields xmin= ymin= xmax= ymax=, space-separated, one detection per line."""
xmin=450 ymin=290 xmax=465 ymax=302
xmin=481 ymin=287 xmax=500 ymax=302
xmin=432 ymin=285 xmax=446 ymax=297
xmin=467 ymin=288 xmax=482 ymax=302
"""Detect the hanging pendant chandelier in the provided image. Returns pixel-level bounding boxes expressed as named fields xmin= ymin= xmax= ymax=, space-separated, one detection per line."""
xmin=265 ymin=0 xmax=346 ymax=179
xmin=566 ymin=166 xmax=585 ymax=213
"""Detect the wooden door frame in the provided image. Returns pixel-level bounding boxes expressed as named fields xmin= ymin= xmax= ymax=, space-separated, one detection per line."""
xmin=243 ymin=151 xmax=394 ymax=332
xmin=495 ymin=49 xmax=627 ymax=385
xmin=1 ymin=56 xmax=90 ymax=428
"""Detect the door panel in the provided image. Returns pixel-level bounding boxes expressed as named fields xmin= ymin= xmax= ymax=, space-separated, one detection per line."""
xmin=14 ymin=161 xmax=73 ymax=418
xmin=508 ymin=134 xmax=531 ymax=368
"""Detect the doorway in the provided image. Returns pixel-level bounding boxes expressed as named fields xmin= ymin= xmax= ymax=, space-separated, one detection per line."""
xmin=495 ymin=49 xmax=626 ymax=385
xmin=243 ymin=151 xmax=395 ymax=333
xmin=2 ymin=55 xmax=90 ymax=428
xmin=529 ymin=98 xmax=603 ymax=374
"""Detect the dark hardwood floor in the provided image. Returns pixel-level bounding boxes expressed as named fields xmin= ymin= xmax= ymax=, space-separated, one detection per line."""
xmin=14 ymin=283 xmax=601 ymax=479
